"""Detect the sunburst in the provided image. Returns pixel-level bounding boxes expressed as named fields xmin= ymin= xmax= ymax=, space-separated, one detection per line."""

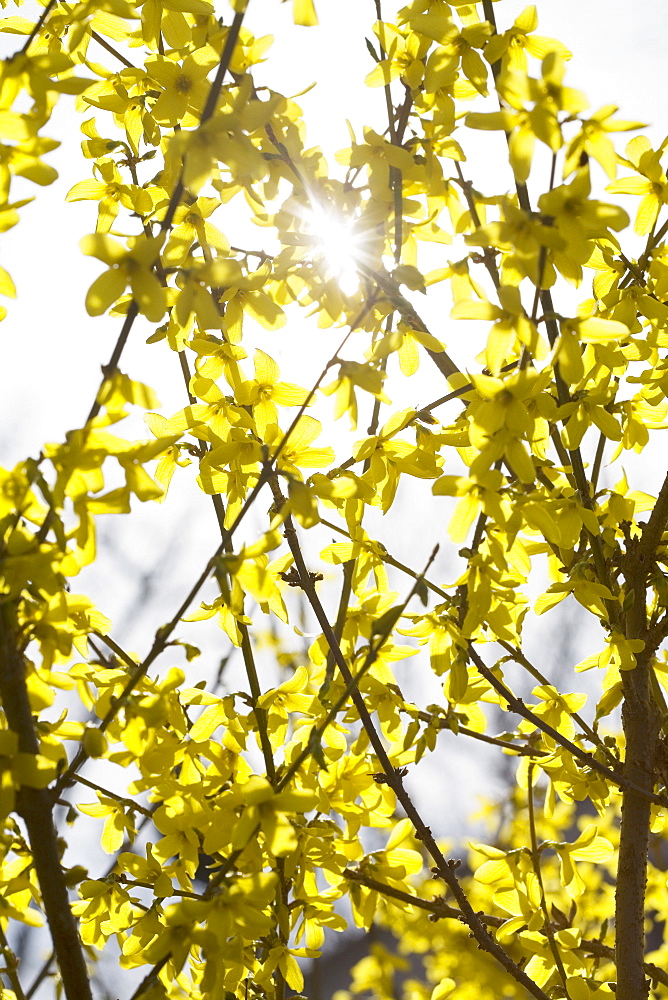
xmin=304 ymin=204 xmax=363 ymax=295
xmin=277 ymin=190 xmax=380 ymax=297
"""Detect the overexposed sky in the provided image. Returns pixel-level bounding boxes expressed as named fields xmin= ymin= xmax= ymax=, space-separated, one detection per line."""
xmin=4 ymin=1 xmax=668 ymax=462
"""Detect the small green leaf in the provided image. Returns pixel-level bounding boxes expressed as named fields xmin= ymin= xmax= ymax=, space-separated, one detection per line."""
xmin=365 ymin=36 xmax=380 ymax=62
xmin=371 ymin=605 xmax=404 ymax=639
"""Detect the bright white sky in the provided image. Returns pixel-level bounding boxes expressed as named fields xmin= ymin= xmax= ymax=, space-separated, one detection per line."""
xmin=4 ymin=0 xmax=668 ymax=459
xmin=3 ymin=0 xmax=668 ymax=843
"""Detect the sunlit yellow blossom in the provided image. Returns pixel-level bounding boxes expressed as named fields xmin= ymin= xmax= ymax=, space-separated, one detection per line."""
xmin=66 ymin=159 xmax=152 ymax=233
xmin=236 ymin=350 xmax=311 ymax=436
xmin=146 ymin=47 xmax=218 ymax=126
xmin=607 ymin=134 xmax=668 ymax=235
xmin=163 ymin=196 xmax=230 ymax=266
xmin=365 ymin=21 xmax=429 ymax=91
xmin=483 ymin=5 xmax=571 ymax=72
xmin=80 ymin=232 xmax=166 ymax=321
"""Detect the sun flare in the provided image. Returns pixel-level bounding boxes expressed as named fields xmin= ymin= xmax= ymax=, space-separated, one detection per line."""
xmin=305 ymin=205 xmax=363 ymax=295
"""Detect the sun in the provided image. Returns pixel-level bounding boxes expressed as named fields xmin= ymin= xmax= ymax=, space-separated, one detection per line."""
xmin=304 ymin=204 xmax=364 ymax=295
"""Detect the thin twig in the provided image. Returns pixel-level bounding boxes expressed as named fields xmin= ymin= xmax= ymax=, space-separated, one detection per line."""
xmin=497 ymin=639 xmax=620 ymax=767
xmin=468 ymin=645 xmax=666 ymax=806
xmin=19 ymin=0 xmax=58 ymax=53
xmin=342 ymin=869 xmax=668 ymax=989
xmin=273 ymin=492 xmax=551 ymax=1000
xmin=83 ymin=6 xmax=248 ymax=429
xmin=0 ymin=923 xmax=27 ymax=1000
xmin=527 ymin=763 xmax=570 ymax=995
xmin=73 ymin=774 xmax=153 ymax=817
xmin=56 ymin=295 xmax=377 ymax=791
xmin=25 ymin=956 xmax=52 ymax=1000
xmin=343 ymin=867 xmax=502 ymax=925
xmin=276 ymin=541 xmax=439 ymax=792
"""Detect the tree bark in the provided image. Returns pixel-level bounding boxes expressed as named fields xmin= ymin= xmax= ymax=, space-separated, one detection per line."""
xmin=615 ymin=510 xmax=661 ymax=1000
xmin=0 ymin=604 xmax=93 ymax=1000
xmin=615 ymin=658 xmax=658 ymax=1000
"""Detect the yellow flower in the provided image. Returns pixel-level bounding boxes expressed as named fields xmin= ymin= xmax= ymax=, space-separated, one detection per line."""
xmin=221 ymin=265 xmax=286 ymax=343
xmin=483 ymin=5 xmax=571 ymax=73
xmin=364 ymin=22 xmax=429 ymax=91
xmin=265 ymin=415 xmax=335 ymax=480
xmin=419 ymin=17 xmax=491 ymax=95
xmin=257 ymin=666 xmax=315 ymax=748
xmin=433 ymin=468 xmax=507 ymax=542
xmin=451 ymin=284 xmax=547 ymax=376
xmin=468 ymin=55 xmax=586 ymax=182
xmin=607 ymin=135 xmax=668 ymax=235
xmin=163 ymin=196 xmax=230 ymax=266
xmin=464 ymin=369 xmax=551 ymax=483
xmin=336 ymin=127 xmax=417 ymax=199
xmin=81 ymin=232 xmax=166 ymax=321
xmin=66 ymin=159 xmax=152 ymax=233
xmin=146 ymin=47 xmax=219 ymax=127
xmin=167 ymin=93 xmax=268 ymax=195
xmin=539 ymin=169 xmax=629 ymax=285
xmin=236 ymin=350 xmax=310 ymax=436
xmin=321 ymin=360 xmax=391 ymax=429
xmin=564 ymin=105 xmax=646 ymax=180
xmin=189 ymin=333 xmax=247 ymax=388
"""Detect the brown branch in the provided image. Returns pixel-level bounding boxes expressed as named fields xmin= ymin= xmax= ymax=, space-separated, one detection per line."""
xmin=415 ymin=710 xmax=549 ymax=758
xmin=276 ymin=545 xmax=438 ymax=792
xmin=25 ymin=956 xmax=52 ymax=999
xmin=638 ymin=471 xmax=668 ymax=564
xmin=273 ymin=491 xmax=551 ymax=1000
xmin=84 ymin=6 xmax=248 ymax=427
xmin=86 ymin=301 xmax=139 ymax=425
xmin=0 ymin=923 xmax=27 ymax=1000
xmin=467 ymin=645 xmax=666 ymax=806
xmin=343 ymin=870 xmax=668 ymax=989
xmin=496 ymin=639 xmax=620 ymax=767
xmin=0 ymin=604 xmax=92 ymax=1000
xmin=616 ymin=539 xmax=660 ymax=1000
xmin=453 ymin=161 xmax=500 ymax=290
xmin=343 ymin=867 xmax=502 ymax=925
xmin=584 ymin=938 xmax=668 ymax=990
xmin=56 ymin=292 xmax=377 ymax=793
xmin=73 ymin=774 xmax=153 ymax=817
xmin=116 ymin=875 xmax=200 ymax=899
xmin=127 ymin=955 xmax=170 ymax=1000
xmin=322 ymin=558 xmax=355 ymax=697
xmin=373 ymin=0 xmax=404 ymax=263
xmin=19 ymin=0 xmax=58 ymax=53
xmin=527 ymin=764 xmax=569 ymax=994
xmin=357 ymin=262 xmax=461 ymax=382
xmin=90 ymin=28 xmax=134 ymax=68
